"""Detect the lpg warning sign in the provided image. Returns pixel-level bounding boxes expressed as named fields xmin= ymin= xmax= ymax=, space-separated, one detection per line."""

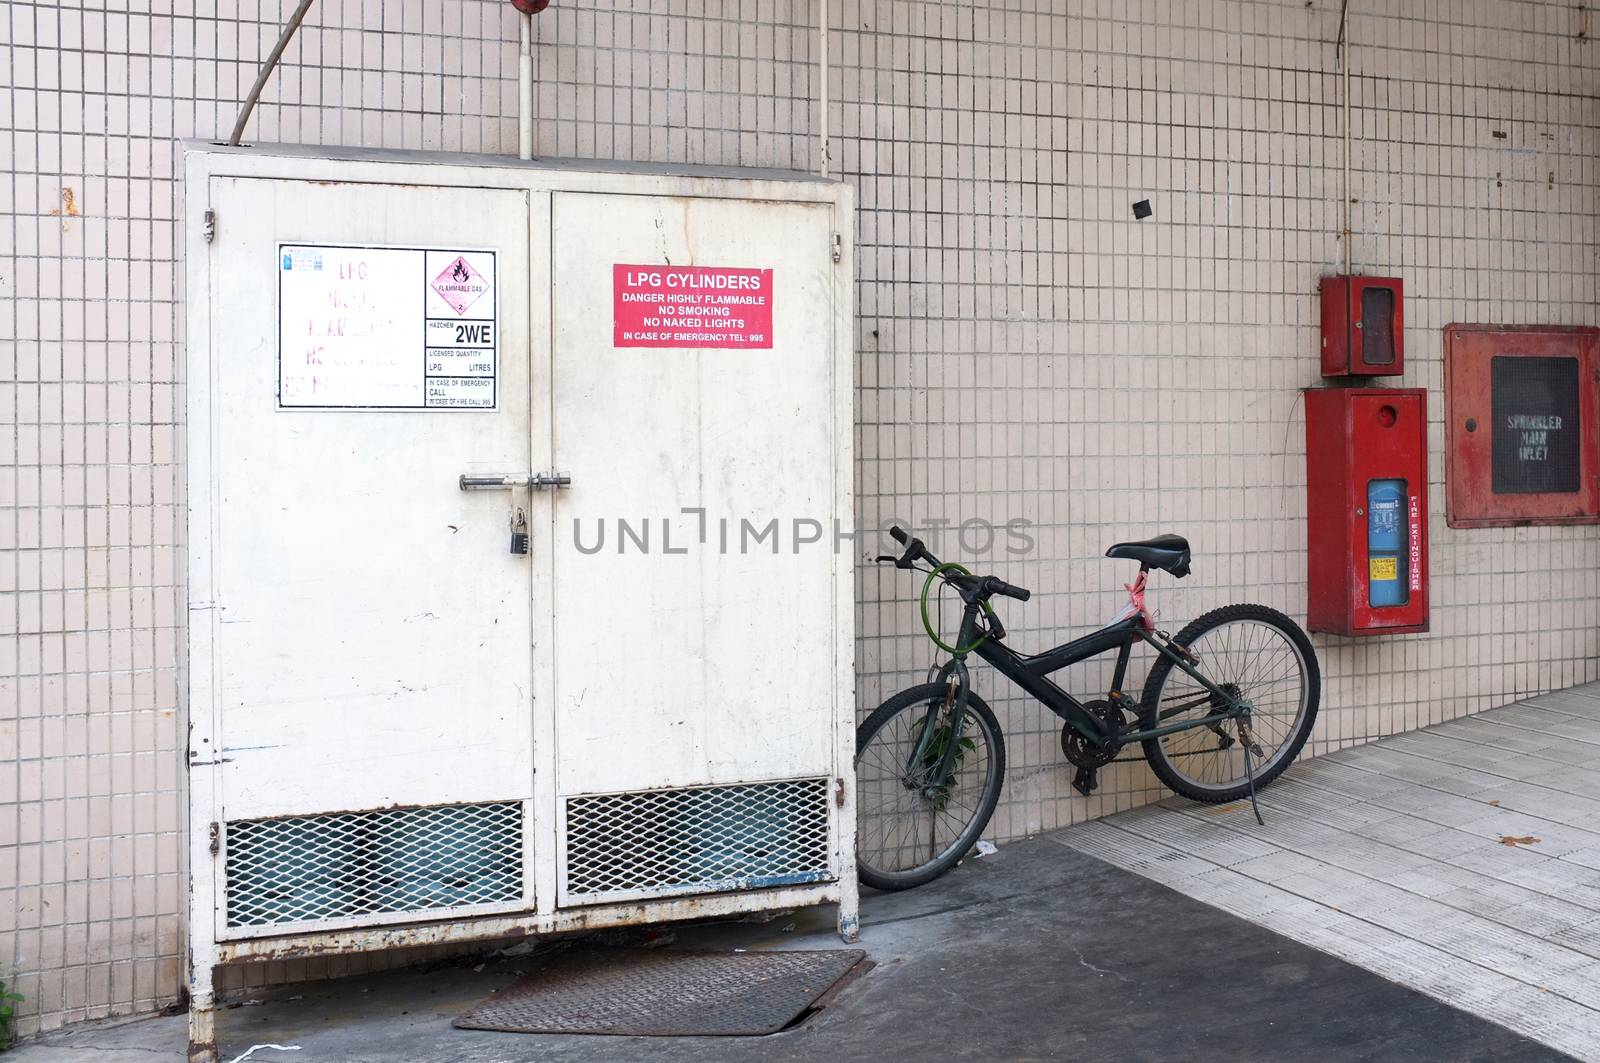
xmin=613 ymin=264 xmax=774 ymax=349
xmin=278 ymin=243 xmax=497 ymax=410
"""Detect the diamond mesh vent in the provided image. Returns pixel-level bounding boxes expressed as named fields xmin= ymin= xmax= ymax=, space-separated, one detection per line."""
xmin=563 ymin=779 xmax=833 ymax=902
xmin=225 ymin=801 xmax=523 ymax=928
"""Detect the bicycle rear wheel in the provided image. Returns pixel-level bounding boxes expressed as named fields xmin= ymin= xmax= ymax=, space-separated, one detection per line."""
xmin=855 ymin=683 xmax=1005 ymax=891
xmin=1139 ymin=604 xmax=1319 ymax=803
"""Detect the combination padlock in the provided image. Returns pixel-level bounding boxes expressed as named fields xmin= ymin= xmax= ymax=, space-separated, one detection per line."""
xmin=509 ymin=507 xmax=529 ymax=555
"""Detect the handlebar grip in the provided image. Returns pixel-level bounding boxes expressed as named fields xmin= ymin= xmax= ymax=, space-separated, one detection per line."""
xmin=890 ymin=525 xmax=909 ymax=545
xmin=987 ymin=577 xmax=1031 ymax=602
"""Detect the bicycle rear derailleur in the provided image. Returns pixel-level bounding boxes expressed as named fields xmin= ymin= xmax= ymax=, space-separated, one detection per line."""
xmin=1061 ymin=699 xmax=1126 ymax=797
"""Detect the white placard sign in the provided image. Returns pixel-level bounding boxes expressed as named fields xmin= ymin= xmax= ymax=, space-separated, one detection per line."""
xmin=277 ymin=243 xmax=497 ymax=409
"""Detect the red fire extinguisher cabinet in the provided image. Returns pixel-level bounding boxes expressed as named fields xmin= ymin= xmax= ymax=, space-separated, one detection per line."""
xmin=1305 ymin=388 xmax=1430 ymax=636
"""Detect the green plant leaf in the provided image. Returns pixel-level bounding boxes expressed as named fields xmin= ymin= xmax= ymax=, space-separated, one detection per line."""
xmin=909 ymin=710 xmax=975 ymax=811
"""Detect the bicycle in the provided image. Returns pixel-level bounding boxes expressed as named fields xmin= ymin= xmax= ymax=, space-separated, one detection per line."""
xmin=856 ymin=526 xmax=1321 ymax=891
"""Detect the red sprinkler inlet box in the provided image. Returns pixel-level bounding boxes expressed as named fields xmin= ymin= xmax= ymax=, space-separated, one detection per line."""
xmin=1444 ymin=325 xmax=1600 ymax=528
xmin=1320 ymin=275 xmax=1404 ymax=376
xmin=1305 ymin=388 xmax=1430 ymax=636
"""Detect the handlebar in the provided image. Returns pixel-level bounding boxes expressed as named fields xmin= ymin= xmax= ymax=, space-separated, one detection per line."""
xmin=979 ymin=576 xmax=1031 ymax=602
xmin=881 ymin=525 xmax=1031 ymax=605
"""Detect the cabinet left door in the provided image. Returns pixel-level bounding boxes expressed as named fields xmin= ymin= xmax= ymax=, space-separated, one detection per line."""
xmin=194 ymin=176 xmax=540 ymax=937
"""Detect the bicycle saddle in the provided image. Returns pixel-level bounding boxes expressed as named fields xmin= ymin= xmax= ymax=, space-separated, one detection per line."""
xmin=1105 ymin=534 xmax=1191 ymax=577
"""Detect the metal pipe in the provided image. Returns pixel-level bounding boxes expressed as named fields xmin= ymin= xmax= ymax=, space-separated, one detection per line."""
xmin=519 ymin=12 xmax=534 ymax=160
xmin=818 ymin=0 xmax=829 ymax=176
xmin=1338 ymin=0 xmax=1352 ymax=274
xmin=228 ymin=0 xmax=318 ymax=147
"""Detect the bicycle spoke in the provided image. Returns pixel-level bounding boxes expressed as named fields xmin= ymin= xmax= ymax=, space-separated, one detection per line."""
xmin=857 ymin=690 xmax=1000 ymax=882
xmin=1151 ymin=617 xmax=1309 ymax=795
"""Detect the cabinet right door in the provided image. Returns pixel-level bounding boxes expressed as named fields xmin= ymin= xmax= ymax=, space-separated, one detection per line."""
xmin=548 ymin=191 xmax=844 ymax=906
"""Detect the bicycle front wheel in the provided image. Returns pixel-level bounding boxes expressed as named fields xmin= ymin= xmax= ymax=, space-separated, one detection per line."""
xmin=855 ymin=683 xmax=1005 ymax=891
xmin=1139 ymin=604 xmax=1320 ymax=803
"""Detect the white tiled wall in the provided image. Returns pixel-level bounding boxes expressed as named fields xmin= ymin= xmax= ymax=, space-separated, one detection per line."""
xmin=846 ymin=0 xmax=1599 ymax=839
xmin=2 ymin=0 xmax=1595 ymax=1038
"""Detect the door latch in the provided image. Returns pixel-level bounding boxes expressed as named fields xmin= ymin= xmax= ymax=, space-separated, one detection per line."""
xmin=459 ymin=472 xmax=572 ymax=490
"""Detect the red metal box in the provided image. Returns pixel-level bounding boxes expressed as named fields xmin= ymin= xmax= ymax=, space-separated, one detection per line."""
xmin=1305 ymin=388 xmax=1429 ymax=636
xmin=1444 ymin=324 xmax=1600 ymax=528
xmin=1320 ymin=275 xmax=1404 ymax=376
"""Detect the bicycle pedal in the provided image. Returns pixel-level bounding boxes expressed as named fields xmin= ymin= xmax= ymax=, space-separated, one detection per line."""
xmin=1072 ymin=766 xmax=1099 ymax=797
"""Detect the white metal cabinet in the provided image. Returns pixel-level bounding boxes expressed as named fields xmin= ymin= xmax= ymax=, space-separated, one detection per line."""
xmin=183 ymin=144 xmax=855 ymax=1063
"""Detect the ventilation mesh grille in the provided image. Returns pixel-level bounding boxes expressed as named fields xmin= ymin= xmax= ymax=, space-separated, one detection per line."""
xmin=564 ymin=778 xmax=832 ymax=900
xmin=225 ymin=801 xmax=523 ymax=927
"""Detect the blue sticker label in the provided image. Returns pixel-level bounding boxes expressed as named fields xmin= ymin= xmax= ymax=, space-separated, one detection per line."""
xmin=281 ymin=249 xmax=323 ymax=272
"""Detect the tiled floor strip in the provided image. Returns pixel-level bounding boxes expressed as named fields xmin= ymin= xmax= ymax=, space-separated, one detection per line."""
xmin=1057 ymin=681 xmax=1600 ymax=1062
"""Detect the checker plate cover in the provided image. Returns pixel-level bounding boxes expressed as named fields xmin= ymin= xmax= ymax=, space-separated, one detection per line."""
xmin=455 ymin=947 xmax=867 ymax=1037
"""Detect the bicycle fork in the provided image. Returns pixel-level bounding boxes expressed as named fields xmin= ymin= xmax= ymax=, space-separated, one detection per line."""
xmin=904 ymin=657 xmax=972 ymax=796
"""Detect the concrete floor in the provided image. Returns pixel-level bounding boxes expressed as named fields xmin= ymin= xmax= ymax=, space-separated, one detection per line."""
xmin=1060 ymin=680 xmax=1600 ymax=1062
xmin=13 ymin=816 xmax=1569 ymax=1061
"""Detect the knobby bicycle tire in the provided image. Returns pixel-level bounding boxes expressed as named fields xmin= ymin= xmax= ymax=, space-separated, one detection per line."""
xmin=854 ymin=683 xmax=1006 ymax=891
xmin=1139 ymin=604 xmax=1320 ymax=803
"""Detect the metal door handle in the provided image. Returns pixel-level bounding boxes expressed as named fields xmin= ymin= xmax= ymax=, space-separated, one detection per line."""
xmin=459 ymin=472 xmax=572 ymax=490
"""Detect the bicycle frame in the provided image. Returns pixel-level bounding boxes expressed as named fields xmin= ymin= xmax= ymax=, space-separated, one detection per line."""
xmin=882 ymin=526 xmax=1291 ymax=836
xmin=933 ymin=574 xmax=1249 ymax=752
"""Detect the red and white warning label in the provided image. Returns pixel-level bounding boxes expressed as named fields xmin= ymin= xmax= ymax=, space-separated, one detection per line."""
xmin=613 ymin=264 xmax=774 ymax=349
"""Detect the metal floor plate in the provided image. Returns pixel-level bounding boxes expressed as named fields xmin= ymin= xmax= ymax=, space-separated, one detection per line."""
xmin=454 ymin=946 xmax=867 ymax=1037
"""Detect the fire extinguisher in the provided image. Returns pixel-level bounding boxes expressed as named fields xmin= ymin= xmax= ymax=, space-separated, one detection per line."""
xmin=1367 ymin=479 xmax=1407 ymax=607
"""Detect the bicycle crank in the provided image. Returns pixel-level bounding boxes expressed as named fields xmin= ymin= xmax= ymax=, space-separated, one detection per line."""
xmin=1062 ymin=700 xmax=1125 ymax=796
xmin=1061 ymin=700 xmax=1124 ymax=768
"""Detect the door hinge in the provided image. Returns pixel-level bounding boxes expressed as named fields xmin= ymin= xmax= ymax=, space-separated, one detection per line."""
xmin=831 ymin=232 xmax=842 ymax=263
xmin=834 ymin=777 xmax=846 ymax=808
xmin=203 ymin=210 xmax=216 ymax=244
xmin=208 ymin=822 xmax=220 ymax=856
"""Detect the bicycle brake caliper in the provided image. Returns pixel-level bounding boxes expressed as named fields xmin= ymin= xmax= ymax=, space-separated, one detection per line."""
xmin=1158 ymin=630 xmax=1199 ymax=666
